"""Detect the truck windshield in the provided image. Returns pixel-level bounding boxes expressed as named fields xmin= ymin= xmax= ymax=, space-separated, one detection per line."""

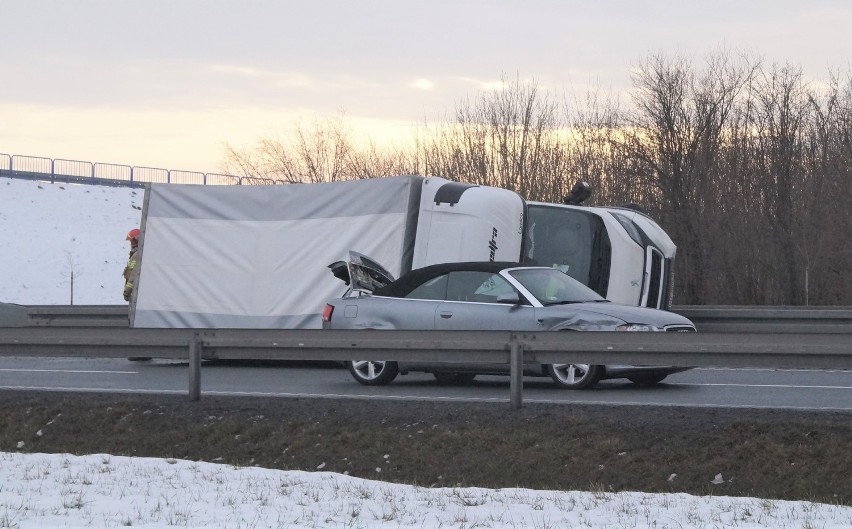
xmin=522 ymin=204 xmax=611 ymax=297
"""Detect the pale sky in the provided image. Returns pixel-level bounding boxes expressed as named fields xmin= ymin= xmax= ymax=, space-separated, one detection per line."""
xmin=1 ymin=0 xmax=850 ymax=174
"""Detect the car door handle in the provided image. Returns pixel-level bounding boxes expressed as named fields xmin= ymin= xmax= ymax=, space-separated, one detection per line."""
xmin=439 ymin=311 xmax=453 ymax=319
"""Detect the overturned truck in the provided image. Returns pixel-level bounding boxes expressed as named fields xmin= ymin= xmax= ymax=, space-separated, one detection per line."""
xmin=130 ymin=175 xmax=676 ymax=329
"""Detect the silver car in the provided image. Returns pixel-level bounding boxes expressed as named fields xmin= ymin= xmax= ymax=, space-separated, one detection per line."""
xmin=322 ymin=253 xmax=695 ymax=389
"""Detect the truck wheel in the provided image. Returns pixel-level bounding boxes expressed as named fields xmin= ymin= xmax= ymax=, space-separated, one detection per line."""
xmin=348 ymin=360 xmax=399 ymax=385
xmin=546 ymin=364 xmax=601 ymax=389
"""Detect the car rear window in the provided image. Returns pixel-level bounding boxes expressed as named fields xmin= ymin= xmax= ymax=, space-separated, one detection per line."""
xmin=405 ymin=274 xmax=448 ymax=300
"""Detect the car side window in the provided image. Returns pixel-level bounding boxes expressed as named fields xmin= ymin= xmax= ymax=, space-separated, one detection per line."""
xmin=446 ymin=271 xmax=515 ymax=303
xmin=405 ymin=274 xmax=448 ymax=300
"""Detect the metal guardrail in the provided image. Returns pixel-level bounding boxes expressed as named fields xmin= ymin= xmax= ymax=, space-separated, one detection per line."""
xmin=15 ymin=305 xmax=130 ymax=327
xmin=0 ymin=327 xmax=849 ymax=407
xmin=4 ymin=304 xmax=851 ymax=333
xmin=1 ymin=327 xmax=847 ymax=367
xmin=0 ymin=308 xmax=850 ymax=407
xmin=674 ymin=305 xmax=852 ymax=334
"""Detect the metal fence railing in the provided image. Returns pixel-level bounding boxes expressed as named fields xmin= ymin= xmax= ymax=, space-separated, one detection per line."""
xmin=0 ymin=152 xmax=283 ymax=187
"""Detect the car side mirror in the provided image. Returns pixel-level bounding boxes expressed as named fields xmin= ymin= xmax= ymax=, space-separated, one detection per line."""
xmin=496 ymin=292 xmax=521 ymax=305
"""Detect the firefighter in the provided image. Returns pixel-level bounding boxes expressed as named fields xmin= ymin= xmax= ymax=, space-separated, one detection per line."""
xmin=123 ymin=228 xmax=141 ymax=302
xmin=124 ymin=228 xmax=150 ymax=362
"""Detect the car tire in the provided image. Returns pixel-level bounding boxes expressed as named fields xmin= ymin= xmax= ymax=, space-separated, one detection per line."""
xmin=432 ymin=372 xmax=477 ymax=385
xmin=546 ymin=363 xmax=601 ymax=389
xmin=348 ymin=360 xmax=399 ymax=386
xmin=627 ymin=374 xmax=668 ymax=386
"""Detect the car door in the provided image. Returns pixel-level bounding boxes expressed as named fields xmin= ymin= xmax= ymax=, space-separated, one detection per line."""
xmin=435 ymin=271 xmax=538 ymax=330
xmin=348 ymin=295 xmax=441 ymax=330
xmin=426 ymin=270 xmax=537 ymax=373
xmin=362 ymin=274 xmax=447 ymax=330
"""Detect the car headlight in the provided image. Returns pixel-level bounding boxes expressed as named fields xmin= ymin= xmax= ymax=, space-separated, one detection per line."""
xmin=616 ymin=323 xmax=651 ymax=332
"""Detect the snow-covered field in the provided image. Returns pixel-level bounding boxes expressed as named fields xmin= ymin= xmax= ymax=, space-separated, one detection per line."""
xmin=0 ymin=176 xmax=142 ymax=305
xmin=1 ymin=175 xmax=850 ymax=528
xmin=1 ymin=451 xmax=850 ymax=529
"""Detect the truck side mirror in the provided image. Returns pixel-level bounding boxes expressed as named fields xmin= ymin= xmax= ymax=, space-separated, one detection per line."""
xmin=563 ymin=181 xmax=592 ymax=205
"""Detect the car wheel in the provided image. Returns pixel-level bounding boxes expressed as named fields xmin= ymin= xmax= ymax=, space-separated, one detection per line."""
xmin=348 ymin=360 xmax=399 ymax=386
xmin=432 ymin=372 xmax=477 ymax=385
xmin=627 ymin=374 xmax=668 ymax=386
xmin=546 ymin=364 xmax=601 ymax=389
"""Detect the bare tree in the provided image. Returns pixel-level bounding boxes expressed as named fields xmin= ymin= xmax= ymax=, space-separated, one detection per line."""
xmin=617 ymin=51 xmax=758 ymax=303
xmin=413 ymin=75 xmax=566 ymax=200
xmin=799 ymin=69 xmax=852 ymax=304
xmin=223 ymin=114 xmax=421 ymax=183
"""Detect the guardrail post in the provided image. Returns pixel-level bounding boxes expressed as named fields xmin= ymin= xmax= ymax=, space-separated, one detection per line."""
xmin=188 ymin=333 xmax=201 ymax=401
xmin=509 ymin=339 xmax=523 ymax=409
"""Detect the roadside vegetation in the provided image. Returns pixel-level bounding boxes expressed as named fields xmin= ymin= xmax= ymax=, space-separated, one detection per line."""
xmin=2 ymin=391 xmax=849 ymax=506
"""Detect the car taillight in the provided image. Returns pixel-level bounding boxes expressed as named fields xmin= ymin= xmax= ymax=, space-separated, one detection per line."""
xmin=322 ymin=304 xmax=334 ymax=322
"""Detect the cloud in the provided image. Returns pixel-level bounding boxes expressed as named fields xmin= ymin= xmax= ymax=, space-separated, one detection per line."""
xmin=458 ymin=76 xmax=547 ymax=92
xmin=458 ymin=77 xmax=507 ymax=92
xmin=410 ymin=78 xmax=435 ymax=91
xmin=207 ymin=64 xmax=315 ymax=88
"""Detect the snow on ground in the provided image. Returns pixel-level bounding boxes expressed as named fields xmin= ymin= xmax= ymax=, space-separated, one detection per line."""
xmin=1 ymin=175 xmax=850 ymax=528
xmin=0 ymin=176 xmax=142 ymax=305
xmin=1 ymin=452 xmax=850 ymax=529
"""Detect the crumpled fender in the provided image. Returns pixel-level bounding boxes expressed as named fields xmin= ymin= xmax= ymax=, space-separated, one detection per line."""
xmin=544 ymin=315 xmax=624 ymax=331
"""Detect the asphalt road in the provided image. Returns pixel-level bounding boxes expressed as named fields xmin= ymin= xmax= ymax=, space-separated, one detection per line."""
xmin=0 ymin=356 xmax=850 ymax=411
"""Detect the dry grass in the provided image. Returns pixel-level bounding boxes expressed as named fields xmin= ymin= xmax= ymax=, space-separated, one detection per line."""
xmin=1 ymin=390 xmax=849 ymax=506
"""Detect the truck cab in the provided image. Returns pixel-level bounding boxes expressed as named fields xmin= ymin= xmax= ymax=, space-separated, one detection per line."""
xmin=410 ymin=177 xmax=675 ymax=310
xmin=524 ymin=203 xmax=675 ymax=309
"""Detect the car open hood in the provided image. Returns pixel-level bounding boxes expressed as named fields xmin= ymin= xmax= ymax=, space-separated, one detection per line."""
xmin=327 ymin=251 xmax=395 ymax=293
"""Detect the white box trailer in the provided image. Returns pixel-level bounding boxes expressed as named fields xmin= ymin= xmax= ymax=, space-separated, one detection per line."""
xmin=130 ymin=175 xmax=675 ymax=328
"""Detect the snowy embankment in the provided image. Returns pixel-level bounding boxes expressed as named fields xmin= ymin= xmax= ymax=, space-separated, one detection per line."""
xmin=0 ymin=176 xmax=142 ymax=305
xmin=1 ymin=451 xmax=851 ymax=529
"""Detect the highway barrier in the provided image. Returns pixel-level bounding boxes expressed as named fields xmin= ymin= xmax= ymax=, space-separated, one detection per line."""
xmin=0 ymin=319 xmax=849 ymax=408
xmin=3 ymin=304 xmax=851 ymax=333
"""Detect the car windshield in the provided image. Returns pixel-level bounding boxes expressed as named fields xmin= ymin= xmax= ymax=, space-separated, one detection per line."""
xmin=509 ymin=268 xmax=606 ymax=305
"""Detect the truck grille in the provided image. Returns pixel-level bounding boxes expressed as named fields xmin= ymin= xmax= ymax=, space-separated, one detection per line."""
xmin=645 ymin=249 xmax=663 ymax=309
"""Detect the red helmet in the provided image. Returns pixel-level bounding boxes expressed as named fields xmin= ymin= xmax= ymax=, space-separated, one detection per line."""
xmin=126 ymin=228 xmax=141 ymax=241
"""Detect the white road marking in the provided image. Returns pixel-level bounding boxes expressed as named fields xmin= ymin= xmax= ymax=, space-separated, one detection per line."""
xmin=0 ymin=386 xmax=181 ymax=394
xmin=521 ymin=398 xmax=852 ymax=412
xmin=694 ymin=367 xmax=851 ymax=373
xmin=673 ymin=382 xmax=851 ymax=390
xmin=0 ymin=368 xmax=136 ymax=374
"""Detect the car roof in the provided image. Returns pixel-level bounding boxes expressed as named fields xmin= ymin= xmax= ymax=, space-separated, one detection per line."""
xmin=373 ymin=261 xmax=525 ymax=297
